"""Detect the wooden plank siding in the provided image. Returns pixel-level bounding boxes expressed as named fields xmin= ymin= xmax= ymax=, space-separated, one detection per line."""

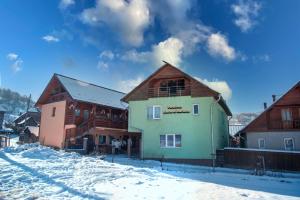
xmin=241 ymin=82 xmax=300 ymax=133
xmin=122 ymin=63 xmax=218 ymax=101
xmin=217 ymin=148 xmax=300 ymax=172
xmin=122 ymin=63 xmax=231 ymax=116
xmin=36 ymin=74 xmax=128 ymax=136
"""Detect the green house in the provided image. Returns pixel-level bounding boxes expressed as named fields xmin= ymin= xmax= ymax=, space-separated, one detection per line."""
xmin=122 ymin=63 xmax=232 ymax=165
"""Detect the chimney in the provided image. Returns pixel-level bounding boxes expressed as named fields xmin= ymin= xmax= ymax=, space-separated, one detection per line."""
xmin=272 ymin=95 xmax=276 ymax=102
xmin=263 ymin=102 xmax=267 ymax=110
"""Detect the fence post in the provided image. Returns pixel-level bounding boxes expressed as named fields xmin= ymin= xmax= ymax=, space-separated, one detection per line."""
xmin=83 ymin=137 xmax=88 ymax=154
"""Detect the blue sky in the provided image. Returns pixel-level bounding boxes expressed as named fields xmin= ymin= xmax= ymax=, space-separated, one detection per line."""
xmin=0 ymin=0 xmax=300 ymax=114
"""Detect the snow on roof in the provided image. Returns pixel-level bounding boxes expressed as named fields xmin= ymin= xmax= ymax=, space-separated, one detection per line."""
xmin=229 ymin=125 xmax=245 ymax=136
xmin=26 ymin=126 xmax=39 ymax=137
xmin=56 ymin=74 xmax=127 ymax=109
xmin=17 ymin=117 xmax=31 ymax=125
xmin=27 ymin=107 xmax=40 ymax=113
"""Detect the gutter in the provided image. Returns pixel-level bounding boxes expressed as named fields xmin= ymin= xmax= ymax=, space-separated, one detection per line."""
xmin=210 ymin=94 xmax=221 ymax=171
xmin=228 ymin=115 xmax=233 ymax=147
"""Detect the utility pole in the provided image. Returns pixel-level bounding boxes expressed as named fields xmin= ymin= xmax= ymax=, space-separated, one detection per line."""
xmin=24 ymin=94 xmax=31 ymax=128
xmin=26 ymin=94 xmax=31 ymax=112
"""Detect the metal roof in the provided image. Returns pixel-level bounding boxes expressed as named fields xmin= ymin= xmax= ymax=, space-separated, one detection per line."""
xmin=56 ymin=74 xmax=127 ymax=110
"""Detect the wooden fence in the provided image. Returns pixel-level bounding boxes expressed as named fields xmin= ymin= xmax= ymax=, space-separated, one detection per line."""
xmin=216 ymin=148 xmax=300 ymax=172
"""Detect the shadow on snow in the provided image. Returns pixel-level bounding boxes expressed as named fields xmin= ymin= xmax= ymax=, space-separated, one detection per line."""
xmin=0 ymin=152 xmax=107 ymax=200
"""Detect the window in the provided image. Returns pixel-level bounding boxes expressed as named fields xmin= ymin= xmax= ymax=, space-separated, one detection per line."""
xmin=52 ymin=107 xmax=56 ymax=117
xmin=148 ymin=106 xmax=161 ymax=119
xmin=160 ymin=134 xmax=182 ymax=148
xmin=175 ymin=135 xmax=182 ymax=147
xmin=167 ymin=135 xmax=174 ymax=147
xmin=160 ymin=135 xmax=166 ymax=147
xmin=177 ymin=79 xmax=185 ymax=90
xmin=99 ymin=135 xmax=107 ymax=145
xmin=75 ymin=109 xmax=80 ymax=117
xmin=284 ymin=138 xmax=294 ymax=151
xmin=193 ymin=104 xmax=199 ymax=115
xmin=258 ymin=138 xmax=265 ymax=149
xmin=160 ymin=81 xmax=167 ymax=92
xmin=83 ymin=110 xmax=89 ymax=120
xmin=281 ymin=109 xmax=292 ymax=121
xmin=153 ymin=106 xmax=161 ymax=119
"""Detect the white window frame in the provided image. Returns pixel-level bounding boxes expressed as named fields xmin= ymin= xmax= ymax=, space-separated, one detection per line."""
xmin=284 ymin=138 xmax=294 ymax=151
xmin=152 ymin=105 xmax=161 ymax=119
xmin=160 ymin=134 xmax=182 ymax=148
xmin=192 ymin=104 xmax=199 ymax=115
xmin=281 ymin=108 xmax=292 ymax=121
xmin=258 ymin=138 xmax=265 ymax=149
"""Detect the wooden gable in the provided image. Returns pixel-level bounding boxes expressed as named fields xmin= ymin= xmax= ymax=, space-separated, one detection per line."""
xmin=122 ymin=63 xmax=218 ymax=102
xmin=35 ymin=74 xmax=72 ymax=107
xmin=241 ymin=82 xmax=300 ymax=133
xmin=122 ymin=63 xmax=232 ymax=116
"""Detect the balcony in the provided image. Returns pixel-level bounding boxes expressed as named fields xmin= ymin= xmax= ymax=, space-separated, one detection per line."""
xmin=269 ymin=119 xmax=300 ymax=130
xmin=148 ymin=85 xmax=191 ymax=98
xmin=94 ymin=118 xmax=127 ymax=129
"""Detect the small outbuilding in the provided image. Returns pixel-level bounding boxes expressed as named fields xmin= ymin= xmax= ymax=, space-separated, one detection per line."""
xmin=19 ymin=126 xmax=39 ymax=144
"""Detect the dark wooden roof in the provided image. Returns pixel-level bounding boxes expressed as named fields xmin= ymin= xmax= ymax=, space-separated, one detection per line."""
xmin=122 ymin=62 xmax=232 ymax=116
xmin=238 ymin=81 xmax=300 ymax=134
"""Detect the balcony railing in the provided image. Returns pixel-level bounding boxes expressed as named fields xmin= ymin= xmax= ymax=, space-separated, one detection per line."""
xmin=148 ymin=85 xmax=191 ymax=98
xmin=94 ymin=118 xmax=127 ymax=129
xmin=269 ymin=119 xmax=300 ymax=130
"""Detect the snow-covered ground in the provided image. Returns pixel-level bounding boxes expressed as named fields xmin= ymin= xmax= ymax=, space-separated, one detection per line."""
xmin=0 ymin=144 xmax=300 ymax=200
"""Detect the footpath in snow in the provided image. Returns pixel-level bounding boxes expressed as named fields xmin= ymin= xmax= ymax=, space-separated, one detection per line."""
xmin=0 ymin=143 xmax=300 ymax=200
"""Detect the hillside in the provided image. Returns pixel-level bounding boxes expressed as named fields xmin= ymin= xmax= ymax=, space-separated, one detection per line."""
xmin=230 ymin=112 xmax=260 ymax=125
xmin=0 ymin=88 xmax=35 ymax=115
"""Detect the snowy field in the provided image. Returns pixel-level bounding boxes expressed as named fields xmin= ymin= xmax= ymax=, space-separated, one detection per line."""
xmin=0 ymin=144 xmax=300 ymax=200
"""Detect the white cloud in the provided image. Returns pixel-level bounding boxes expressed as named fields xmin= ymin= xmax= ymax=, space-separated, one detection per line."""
xmin=97 ymin=61 xmax=109 ymax=70
xmin=11 ymin=59 xmax=23 ymax=72
xmin=231 ymin=0 xmax=262 ymax=32
xmin=175 ymin=25 xmax=211 ymax=56
xmin=59 ymin=0 xmax=75 ymax=9
xmin=207 ymin=33 xmax=236 ymax=61
xmin=152 ymin=37 xmax=184 ymax=67
xmin=80 ymin=0 xmax=150 ymax=47
xmin=121 ymin=50 xmax=150 ymax=63
xmin=122 ymin=37 xmax=184 ymax=68
xmin=6 ymin=53 xmax=23 ymax=72
xmin=99 ymin=50 xmax=114 ymax=60
xmin=117 ymin=76 xmax=144 ymax=93
xmin=195 ymin=77 xmax=232 ymax=101
xmin=7 ymin=53 xmax=18 ymax=61
xmin=252 ymin=54 xmax=271 ymax=63
xmin=42 ymin=35 xmax=60 ymax=43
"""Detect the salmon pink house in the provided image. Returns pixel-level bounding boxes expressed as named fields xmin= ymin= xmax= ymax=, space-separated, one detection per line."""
xmin=122 ymin=63 xmax=232 ymax=165
xmin=36 ymin=74 xmax=140 ymax=154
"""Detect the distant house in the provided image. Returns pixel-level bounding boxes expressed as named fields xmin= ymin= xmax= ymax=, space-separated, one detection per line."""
xmin=36 ymin=74 xmax=139 ymax=154
xmin=13 ymin=108 xmax=41 ymax=132
xmin=122 ymin=63 xmax=232 ymax=165
xmin=19 ymin=126 xmax=39 ymax=144
xmin=238 ymin=81 xmax=300 ymax=151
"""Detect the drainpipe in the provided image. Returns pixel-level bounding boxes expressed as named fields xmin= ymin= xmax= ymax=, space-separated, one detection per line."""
xmin=210 ymin=94 xmax=221 ymax=171
xmin=228 ymin=116 xmax=232 ymax=147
